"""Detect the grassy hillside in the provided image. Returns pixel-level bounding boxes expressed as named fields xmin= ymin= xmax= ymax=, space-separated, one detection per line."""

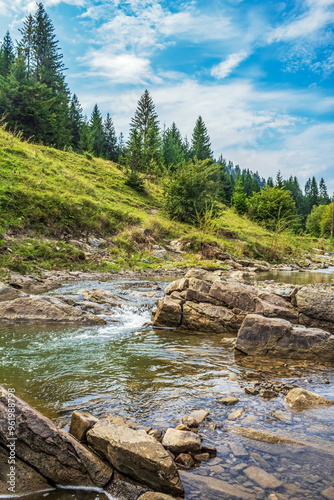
xmin=0 ymin=127 xmax=330 ymax=275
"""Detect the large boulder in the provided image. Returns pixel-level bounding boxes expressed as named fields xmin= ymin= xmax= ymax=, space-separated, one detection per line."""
xmin=0 ymin=444 xmax=51 ymax=495
xmin=0 ymin=296 xmax=106 ymax=325
xmin=295 ymin=285 xmax=334 ymax=333
xmin=235 ymin=314 xmax=334 ymax=361
xmin=285 ymin=388 xmax=334 ymax=410
xmin=87 ymin=419 xmax=184 ymax=497
xmin=0 ymin=386 xmax=113 ymax=487
xmin=153 ymin=270 xmax=298 ymax=333
xmin=0 ymin=283 xmax=25 ymax=302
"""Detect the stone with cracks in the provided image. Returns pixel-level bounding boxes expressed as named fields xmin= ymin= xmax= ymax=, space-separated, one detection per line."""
xmin=162 ymin=428 xmax=202 ymax=455
xmin=87 ymin=419 xmax=184 ymax=497
xmin=235 ymin=314 xmax=334 ymax=361
xmin=69 ymin=410 xmax=98 ymax=442
xmin=285 ymin=388 xmax=334 ymax=410
xmin=0 ymin=296 xmax=106 ymax=325
xmin=153 ymin=295 xmax=182 ymax=328
xmin=0 ymin=386 xmax=113 ymax=487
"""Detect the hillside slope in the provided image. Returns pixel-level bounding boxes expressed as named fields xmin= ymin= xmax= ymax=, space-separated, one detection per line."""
xmin=0 ymin=128 xmax=327 ymax=275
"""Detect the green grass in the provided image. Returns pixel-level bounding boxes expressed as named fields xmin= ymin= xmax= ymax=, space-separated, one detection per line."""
xmin=0 ymin=127 xmax=332 ymax=275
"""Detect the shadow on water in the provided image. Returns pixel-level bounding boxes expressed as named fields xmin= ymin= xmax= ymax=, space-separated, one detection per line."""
xmin=0 ymin=275 xmax=334 ymax=499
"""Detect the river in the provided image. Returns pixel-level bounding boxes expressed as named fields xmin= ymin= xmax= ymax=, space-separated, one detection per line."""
xmin=0 ymin=270 xmax=334 ymax=499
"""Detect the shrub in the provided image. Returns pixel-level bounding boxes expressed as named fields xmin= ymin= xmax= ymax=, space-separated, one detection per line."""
xmin=249 ymin=186 xmax=299 ymax=231
xmin=306 ymin=205 xmax=326 ymax=237
xmin=163 ymin=159 xmax=219 ymax=223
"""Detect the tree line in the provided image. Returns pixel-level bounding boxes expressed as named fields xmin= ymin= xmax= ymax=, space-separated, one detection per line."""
xmin=0 ymin=3 xmax=332 ymax=236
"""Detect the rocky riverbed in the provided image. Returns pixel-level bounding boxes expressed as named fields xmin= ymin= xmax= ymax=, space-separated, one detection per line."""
xmin=0 ymin=268 xmax=333 ymax=499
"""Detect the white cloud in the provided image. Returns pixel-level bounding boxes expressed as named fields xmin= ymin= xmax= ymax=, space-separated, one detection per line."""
xmin=211 ymin=50 xmax=248 ymax=79
xmin=0 ymin=0 xmax=84 ymax=15
xmin=77 ymin=50 xmax=159 ymax=84
xmin=268 ymin=0 xmax=334 ymax=42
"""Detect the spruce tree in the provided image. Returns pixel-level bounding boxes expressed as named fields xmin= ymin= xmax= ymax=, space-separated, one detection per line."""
xmin=0 ymin=31 xmax=15 ymax=77
xmin=163 ymin=122 xmax=185 ymax=168
xmin=191 ymin=116 xmax=212 ymax=160
xmin=117 ymin=132 xmax=125 ymax=160
xmin=69 ymin=94 xmax=83 ymax=150
xmin=232 ymin=176 xmax=248 ymax=215
xmin=319 ymin=178 xmax=330 ymax=205
xmin=275 ymin=170 xmax=284 ymax=188
xmin=18 ymin=15 xmax=34 ymax=78
xmin=309 ymin=176 xmax=319 ymax=209
xmin=130 ymin=89 xmax=158 ymax=136
xmin=125 ymin=128 xmax=143 ymax=172
xmin=90 ymin=104 xmax=104 ymax=157
xmin=103 ymin=113 xmax=118 ymax=162
xmin=79 ymin=118 xmax=93 ymax=153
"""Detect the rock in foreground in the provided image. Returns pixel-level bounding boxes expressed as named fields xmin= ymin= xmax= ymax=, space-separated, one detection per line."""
xmin=285 ymin=388 xmax=334 ymax=410
xmin=0 ymin=386 xmax=113 ymax=487
xmin=235 ymin=314 xmax=334 ymax=361
xmin=0 ymin=296 xmax=106 ymax=325
xmin=87 ymin=419 xmax=184 ymax=497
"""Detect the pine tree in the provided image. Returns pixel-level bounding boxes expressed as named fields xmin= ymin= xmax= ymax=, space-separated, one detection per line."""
xmin=125 ymin=128 xmax=143 ymax=172
xmin=275 ymin=170 xmax=284 ymax=188
xmin=319 ymin=178 xmax=330 ymax=205
xmin=232 ymin=176 xmax=248 ymax=215
xmin=18 ymin=15 xmax=34 ymax=77
xmin=217 ymin=156 xmax=233 ymax=205
xmin=143 ymin=116 xmax=163 ymax=174
xmin=0 ymin=31 xmax=15 ymax=77
xmin=162 ymin=122 xmax=185 ymax=168
xmin=103 ymin=113 xmax=118 ymax=162
xmin=69 ymin=94 xmax=83 ymax=150
xmin=90 ymin=104 xmax=104 ymax=157
xmin=130 ymin=89 xmax=158 ymax=136
xmin=79 ymin=118 xmax=93 ymax=153
xmin=309 ymin=176 xmax=319 ymax=209
xmin=191 ymin=116 xmax=212 ymax=160
xmin=117 ymin=132 xmax=125 ymax=160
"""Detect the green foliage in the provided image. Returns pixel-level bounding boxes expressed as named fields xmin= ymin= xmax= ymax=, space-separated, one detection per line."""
xmin=249 ymin=185 xmax=298 ymax=231
xmin=320 ymin=203 xmax=334 ymax=237
xmin=306 ymin=204 xmax=326 ymax=237
xmin=124 ymin=170 xmax=145 ymax=192
xmin=163 ymin=159 xmax=219 ymax=223
xmin=232 ymin=177 xmax=248 ymax=215
xmin=191 ymin=116 xmax=212 ymax=160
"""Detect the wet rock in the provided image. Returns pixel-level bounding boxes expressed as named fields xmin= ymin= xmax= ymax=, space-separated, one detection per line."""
xmin=181 ymin=301 xmax=240 ymax=333
xmin=152 ymin=295 xmax=182 ymax=328
xmin=179 ymin=471 xmax=255 ymax=499
xmin=230 ymin=442 xmax=248 ymax=457
xmin=228 ymin=409 xmax=244 ymax=420
xmin=138 ymin=493 xmax=176 ymax=500
xmin=175 ymin=424 xmax=191 ymax=431
xmin=244 ymin=466 xmax=281 ymax=489
xmin=80 ymin=288 xmax=127 ymax=307
xmin=87 ymin=420 xmax=183 ymax=496
xmin=229 ymin=428 xmax=304 ymax=445
xmin=193 ymin=452 xmax=210 ymax=462
xmin=270 ymin=410 xmax=292 ymax=424
xmin=250 ymin=452 xmax=271 ymax=470
xmin=235 ymin=314 xmax=334 ymax=361
xmin=182 ymin=410 xmax=210 ymax=427
xmin=245 ymin=387 xmax=259 ymax=395
xmin=201 ymin=444 xmax=217 ymax=457
xmin=219 ymin=396 xmax=239 ymax=405
xmin=175 ymin=452 xmax=195 ymax=468
xmin=148 ymin=429 xmax=163 ymax=440
xmin=0 ymin=444 xmax=51 ymax=495
xmin=69 ymin=410 xmax=98 ymax=442
xmin=295 ymin=285 xmax=334 ymax=325
xmin=105 ymin=416 xmax=151 ymax=433
xmin=0 ymin=296 xmax=106 ymax=325
xmin=0 ymin=282 xmax=25 ymax=302
xmin=105 ymin=470 xmax=149 ymax=500
xmin=285 ymin=388 xmax=334 ymax=410
xmin=321 ymin=486 xmax=334 ymax=500
xmin=0 ymin=386 xmax=113 ymax=488
xmin=162 ymin=428 xmax=202 ymax=455
xmin=259 ymin=389 xmax=277 ymax=398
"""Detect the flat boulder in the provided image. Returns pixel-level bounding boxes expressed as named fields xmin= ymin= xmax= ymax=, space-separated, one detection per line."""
xmin=0 ymin=283 xmax=25 ymax=302
xmin=181 ymin=301 xmax=240 ymax=333
xmin=87 ymin=419 xmax=184 ymax=497
xmin=162 ymin=428 xmax=202 ymax=455
xmin=80 ymin=288 xmax=127 ymax=307
xmin=285 ymin=388 xmax=334 ymax=410
xmin=0 ymin=386 xmax=113 ymax=487
xmin=235 ymin=314 xmax=334 ymax=361
xmin=0 ymin=296 xmax=106 ymax=325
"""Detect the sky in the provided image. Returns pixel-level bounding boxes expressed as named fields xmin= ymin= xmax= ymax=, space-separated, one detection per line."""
xmin=0 ymin=0 xmax=334 ymax=190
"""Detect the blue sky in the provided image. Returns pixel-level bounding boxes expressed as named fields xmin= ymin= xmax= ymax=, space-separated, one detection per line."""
xmin=1 ymin=0 xmax=334 ymax=190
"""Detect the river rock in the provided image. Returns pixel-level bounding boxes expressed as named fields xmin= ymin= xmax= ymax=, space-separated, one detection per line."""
xmin=235 ymin=314 xmax=334 ymax=361
xmin=321 ymin=486 xmax=334 ymax=500
xmin=219 ymin=396 xmax=239 ymax=405
xmin=284 ymin=388 xmax=334 ymax=410
xmin=0 ymin=444 xmax=51 ymax=495
xmin=138 ymin=493 xmax=176 ymax=500
xmin=185 ymin=409 xmax=209 ymax=425
xmin=0 ymin=283 xmax=25 ymax=302
xmin=87 ymin=419 xmax=184 ymax=496
xmin=162 ymin=428 xmax=202 ymax=455
xmin=179 ymin=471 xmax=256 ymax=500
xmin=175 ymin=452 xmax=195 ymax=468
xmin=80 ymin=288 xmax=127 ymax=307
xmin=295 ymin=285 xmax=334 ymax=324
xmin=0 ymin=386 xmax=113 ymax=487
xmin=0 ymin=296 xmax=106 ymax=325
xmin=243 ymin=466 xmax=282 ymax=489
xmin=69 ymin=410 xmax=98 ymax=441
xmin=152 ymin=295 xmax=182 ymax=328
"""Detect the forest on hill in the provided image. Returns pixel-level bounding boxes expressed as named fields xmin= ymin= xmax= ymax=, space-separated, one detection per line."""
xmin=0 ymin=3 xmax=333 ymax=242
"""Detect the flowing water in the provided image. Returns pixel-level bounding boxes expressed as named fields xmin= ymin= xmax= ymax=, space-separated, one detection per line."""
xmin=0 ymin=272 xmax=334 ymax=499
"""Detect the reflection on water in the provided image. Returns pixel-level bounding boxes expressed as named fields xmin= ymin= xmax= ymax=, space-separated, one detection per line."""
xmin=0 ymin=276 xmax=334 ymax=499
xmin=253 ymin=266 xmax=334 ymax=285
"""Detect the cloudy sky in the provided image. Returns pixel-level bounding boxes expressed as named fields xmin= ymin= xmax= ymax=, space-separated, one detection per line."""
xmin=1 ymin=0 xmax=334 ymax=189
